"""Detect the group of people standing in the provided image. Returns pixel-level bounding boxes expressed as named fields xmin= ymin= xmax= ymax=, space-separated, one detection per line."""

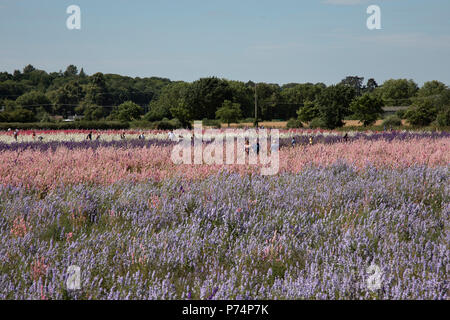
xmin=86 ymin=131 xmax=101 ymax=141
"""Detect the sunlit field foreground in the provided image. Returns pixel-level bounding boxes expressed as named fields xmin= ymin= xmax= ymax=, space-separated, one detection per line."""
xmin=0 ymin=130 xmax=448 ymax=300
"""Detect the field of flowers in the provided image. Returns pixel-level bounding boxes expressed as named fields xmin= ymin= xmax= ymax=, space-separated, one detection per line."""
xmin=0 ymin=129 xmax=448 ymax=300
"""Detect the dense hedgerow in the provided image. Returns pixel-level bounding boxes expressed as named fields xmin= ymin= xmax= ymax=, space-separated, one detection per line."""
xmin=0 ymin=121 xmax=130 ymax=130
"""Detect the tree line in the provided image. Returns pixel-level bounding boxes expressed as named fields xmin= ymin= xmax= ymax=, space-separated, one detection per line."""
xmin=0 ymin=65 xmax=449 ymax=128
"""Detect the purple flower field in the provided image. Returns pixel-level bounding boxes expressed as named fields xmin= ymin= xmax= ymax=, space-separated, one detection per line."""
xmin=0 ymin=163 xmax=448 ymax=299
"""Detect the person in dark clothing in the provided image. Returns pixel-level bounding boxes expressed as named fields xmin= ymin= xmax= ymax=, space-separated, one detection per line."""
xmin=343 ymin=133 xmax=348 ymax=142
xmin=86 ymin=131 xmax=93 ymax=140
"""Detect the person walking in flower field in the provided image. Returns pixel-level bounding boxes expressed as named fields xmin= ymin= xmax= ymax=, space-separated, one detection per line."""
xmin=13 ymin=129 xmax=19 ymax=141
xmin=86 ymin=131 xmax=93 ymax=141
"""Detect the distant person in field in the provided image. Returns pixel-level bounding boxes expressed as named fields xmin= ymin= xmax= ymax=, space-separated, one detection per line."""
xmin=343 ymin=133 xmax=348 ymax=142
xmin=96 ymin=134 xmax=101 ymax=140
xmin=291 ymin=137 xmax=296 ymax=147
xmin=13 ymin=129 xmax=18 ymax=141
xmin=245 ymin=140 xmax=250 ymax=155
xmin=86 ymin=131 xmax=93 ymax=140
xmin=32 ymin=131 xmax=36 ymax=140
xmin=252 ymin=141 xmax=260 ymax=155
xmin=168 ymin=131 xmax=180 ymax=142
xmin=38 ymin=136 xmax=44 ymax=141
xmin=120 ymin=131 xmax=126 ymax=140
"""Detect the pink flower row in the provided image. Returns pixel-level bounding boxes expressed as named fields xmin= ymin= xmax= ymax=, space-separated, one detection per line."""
xmin=0 ymin=138 xmax=448 ymax=189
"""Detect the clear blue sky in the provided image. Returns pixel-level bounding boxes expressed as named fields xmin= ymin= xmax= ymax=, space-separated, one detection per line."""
xmin=1 ymin=0 xmax=449 ymax=86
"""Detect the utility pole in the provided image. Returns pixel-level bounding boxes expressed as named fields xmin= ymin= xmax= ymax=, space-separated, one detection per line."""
xmin=254 ymin=82 xmax=258 ymax=128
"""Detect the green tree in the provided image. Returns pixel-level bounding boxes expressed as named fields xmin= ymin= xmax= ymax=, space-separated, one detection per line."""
xmin=381 ymin=79 xmax=418 ymax=106
xmin=64 ymin=65 xmax=78 ymax=77
xmin=340 ymin=76 xmax=364 ymax=96
xmin=170 ymin=98 xmax=193 ymax=127
xmin=184 ymin=77 xmax=233 ymax=119
xmin=417 ymin=81 xmax=447 ymax=97
xmin=84 ymin=72 xmax=109 ymax=106
xmin=23 ymin=64 xmax=36 ymax=75
xmin=0 ymin=80 xmax=27 ymax=99
xmin=227 ymin=80 xmax=254 ymax=118
xmin=8 ymin=108 xmax=36 ymax=122
xmin=49 ymin=81 xmax=84 ymax=117
xmin=109 ymin=101 xmax=144 ymax=122
xmin=79 ymin=68 xmax=87 ymax=78
xmin=382 ymin=115 xmax=402 ymax=127
xmin=316 ymin=84 xmax=356 ymax=129
xmin=215 ymin=100 xmax=242 ymax=127
xmin=281 ymin=83 xmax=325 ymax=104
xmin=365 ymin=78 xmax=378 ymax=93
xmin=296 ymin=100 xmax=320 ymax=123
xmin=350 ymin=94 xmax=384 ymax=126
xmin=15 ymin=90 xmax=51 ymax=114
xmin=145 ymin=82 xmax=190 ymax=121
xmin=83 ymin=105 xmax=105 ymax=121
xmin=405 ymin=98 xmax=438 ymax=126
xmin=436 ymin=107 xmax=450 ymax=126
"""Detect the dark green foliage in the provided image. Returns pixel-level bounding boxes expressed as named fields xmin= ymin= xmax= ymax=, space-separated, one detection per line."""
xmin=15 ymin=90 xmax=51 ymax=113
xmin=309 ymin=117 xmax=327 ymax=129
xmin=184 ymin=77 xmax=233 ymax=120
xmin=405 ymin=99 xmax=438 ymax=126
xmin=296 ymin=100 xmax=320 ymax=123
xmin=202 ymin=118 xmax=222 ymax=128
xmin=155 ymin=118 xmax=183 ymax=130
xmin=350 ymin=94 xmax=384 ymax=126
xmin=145 ymin=82 xmax=189 ymax=121
xmin=108 ymin=101 xmax=144 ymax=122
xmin=286 ymin=118 xmax=303 ymax=128
xmin=83 ymin=105 xmax=105 ymax=121
xmin=315 ymin=84 xmax=356 ymax=129
xmin=0 ymin=65 xmax=448 ymax=127
xmin=365 ymin=78 xmax=378 ymax=93
xmin=417 ymin=81 xmax=447 ymax=97
xmin=0 ymin=121 xmax=129 ymax=130
xmin=215 ymin=100 xmax=242 ymax=127
xmin=340 ymin=76 xmax=364 ymax=96
xmin=436 ymin=107 xmax=450 ymax=127
xmin=382 ymin=115 xmax=402 ymax=127
xmin=4 ymin=108 xmax=36 ymax=122
xmin=396 ymin=109 xmax=406 ymax=119
xmin=380 ymin=79 xmax=418 ymax=106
